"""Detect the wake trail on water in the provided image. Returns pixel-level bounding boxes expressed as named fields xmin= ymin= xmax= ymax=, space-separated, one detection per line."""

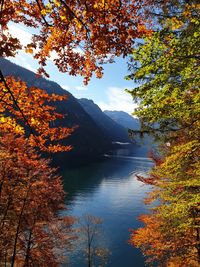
xmin=104 ymin=154 xmax=153 ymax=162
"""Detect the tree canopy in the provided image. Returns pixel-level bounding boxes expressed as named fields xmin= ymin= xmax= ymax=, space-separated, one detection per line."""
xmin=128 ymin=1 xmax=200 ymax=265
xmin=0 ymin=133 xmax=75 ymax=266
xmin=0 ymin=0 xmax=150 ymax=84
xmin=0 ymin=73 xmax=75 ymax=152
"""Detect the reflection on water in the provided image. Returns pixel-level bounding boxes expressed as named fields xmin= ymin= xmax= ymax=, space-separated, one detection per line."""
xmin=61 ymin=151 xmax=154 ymax=267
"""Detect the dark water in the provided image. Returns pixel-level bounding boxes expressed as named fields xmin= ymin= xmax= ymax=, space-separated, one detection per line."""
xmin=61 ymin=148 xmax=154 ymax=267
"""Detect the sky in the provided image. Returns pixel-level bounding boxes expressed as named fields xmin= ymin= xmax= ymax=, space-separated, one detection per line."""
xmin=8 ymin=23 xmax=138 ymax=115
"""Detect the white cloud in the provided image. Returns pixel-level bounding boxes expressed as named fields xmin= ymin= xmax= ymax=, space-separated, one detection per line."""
xmin=8 ymin=23 xmax=56 ymax=61
xmin=97 ymin=86 xmax=137 ymax=115
xmin=75 ymin=85 xmax=87 ymax=91
xmin=8 ymin=23 xmax=85 ymax=67
xmin=61 ymin=85 xmax=70 ymax=90
xmin=60 ymin=85 xmax=88 ymax=91
xmin=73 ymin=47 xmax=85 ymax=55
xmin=9 ymin=23 xmax=32 ymax=47
xmin=7 ymin=24 xmax=59 ymax=73
xmin=8 ymin=24 xmax=37 ymax=72
xmin=10 ymin=52 xmax=36 ymax=72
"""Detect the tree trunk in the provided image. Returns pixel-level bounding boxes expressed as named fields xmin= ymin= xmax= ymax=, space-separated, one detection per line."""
xmin=11 ymin=185 xmax=30 ymax=267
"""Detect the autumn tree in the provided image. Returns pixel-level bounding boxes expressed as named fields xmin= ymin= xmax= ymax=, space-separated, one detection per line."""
xmin=0 ymin=77 xmax=76 ymax=264
xmin=78 ymin=214 xmax=110 ymax=267
xmin=127 ymin=0 xmax=200 ymax=266
xmin=0 ymin=133 xmax=76 ymax=266
xmin=0 ymin=73 xmax=76 ymax=152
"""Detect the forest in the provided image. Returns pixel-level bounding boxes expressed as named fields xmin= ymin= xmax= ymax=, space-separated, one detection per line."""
xmin=0 ymin=0 xmax=199 ymax=266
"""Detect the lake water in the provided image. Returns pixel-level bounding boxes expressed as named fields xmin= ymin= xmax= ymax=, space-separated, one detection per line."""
xmin=61 ymin=148 xmax=154 ymax=267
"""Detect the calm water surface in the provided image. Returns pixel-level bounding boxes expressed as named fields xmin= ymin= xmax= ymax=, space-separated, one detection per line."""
xmin=61 ymin=149 xmax=154 ymax=267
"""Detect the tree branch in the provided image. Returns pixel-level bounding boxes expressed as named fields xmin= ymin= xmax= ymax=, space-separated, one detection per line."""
xmin=35 ymin=0 xmax=52 ymax=27
xmin=59 ymin=0 xmax=90 ymax=38
xmin=0 ymin=70 xmax=34 ymax=137
xmin=0 ymin=0 xmax=4 ymax=20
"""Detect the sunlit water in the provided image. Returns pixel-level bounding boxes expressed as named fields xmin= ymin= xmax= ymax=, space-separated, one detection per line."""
xmin=61 ymin=150 xmax=154 ymax=267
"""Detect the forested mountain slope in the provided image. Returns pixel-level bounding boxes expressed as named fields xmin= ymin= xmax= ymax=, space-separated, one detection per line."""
xmin=0 ymin=58 xmax=111 ymax=164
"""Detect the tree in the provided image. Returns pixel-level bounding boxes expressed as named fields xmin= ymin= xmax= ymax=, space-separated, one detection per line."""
xmin=78 ymin=214 xmax=110 ymax=267
xmin=0 ymin=133 xmax=76 ymax=266
xmin=0 ymin=73 xmax=76 ymax=265
xmin=127 ymin=0 xmax=200 ymax=265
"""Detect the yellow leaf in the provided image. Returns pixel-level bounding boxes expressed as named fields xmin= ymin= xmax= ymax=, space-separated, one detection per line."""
xmin=171 ymin=18 xmax=184 ymax=30
xmin=60 ymin=15 xmax=66 ymax=21
xmin=46 ymin=3 xmax=52 ymax=9
xmin=25 ymin=48 xmax=34 ymax=54
xmin=0 ymin=117 xmax=6 ymax=123
xmin=41 ymin=9 xmax=47 ymax=15
xmin=53 ymin=0 xmax=61 ymax=7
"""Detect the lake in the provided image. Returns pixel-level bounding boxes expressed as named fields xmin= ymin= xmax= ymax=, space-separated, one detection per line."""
xmin=61 ymin=147 xmax=154 ymax=267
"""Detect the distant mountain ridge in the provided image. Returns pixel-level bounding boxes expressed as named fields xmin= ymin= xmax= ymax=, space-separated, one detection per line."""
xmin=78 ymin=98 xmax=130 ymax=143
xmin=104 ymin=110 xmax=154 ymax=153
xmin=104 ymin=110 xmax=140 ymax=130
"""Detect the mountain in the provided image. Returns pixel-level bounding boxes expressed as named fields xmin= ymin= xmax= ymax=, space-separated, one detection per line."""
xmin=78 ymin=99 xmax=130 ymax=143
xmin=104 ymin=110 xmax=154 ymax=155
xmin=0 ymin=58 xmax=112 ymax=165
xmin=104 ymin=110 xmax=140 ymax=130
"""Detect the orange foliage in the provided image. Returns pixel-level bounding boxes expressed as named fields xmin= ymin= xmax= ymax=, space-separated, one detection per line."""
xmin=0 ymin=133 xmax=75 ymax=266
xmin=0 ymin=0 xmax=152 ymax=84
xmin=0 ymin=75 xmax=74 ymax=152
xmin=130 ymin=213 xmax=199 ymax=267
xmin=130 ymin=150 xmax=200 ymax=266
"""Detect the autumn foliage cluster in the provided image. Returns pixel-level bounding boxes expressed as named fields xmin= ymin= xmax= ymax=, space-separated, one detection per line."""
xmin=0 ymin=0 xmax=149 ymax=83
xmin=0 ymin=74 xmax=74 ymax=152
xmin=0 ymin=134 xmax=75 ymax=266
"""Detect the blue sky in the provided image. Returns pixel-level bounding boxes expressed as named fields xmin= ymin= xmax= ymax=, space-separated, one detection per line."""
xmin=9 ymin=24 xmax=138 ymax=114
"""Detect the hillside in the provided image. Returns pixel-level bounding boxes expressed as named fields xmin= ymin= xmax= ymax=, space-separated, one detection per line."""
xmin=104 ymin=110 xmax=140 ymax=130
xmin=0 ymin=58 xmax=112 ymax=165
xmin=79 ymin=99 xmax=130 ymax=143
xmin=104 ymin=110 xmax=154 ymax=155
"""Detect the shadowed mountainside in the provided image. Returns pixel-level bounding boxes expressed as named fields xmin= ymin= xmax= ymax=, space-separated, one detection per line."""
xmin=104 ymin=110 xmax=140 ymax=130
xmin=78 ymin=98 xmax=130 ymax=143
xmin=0 ymin=58 xmax=112 ymax=165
